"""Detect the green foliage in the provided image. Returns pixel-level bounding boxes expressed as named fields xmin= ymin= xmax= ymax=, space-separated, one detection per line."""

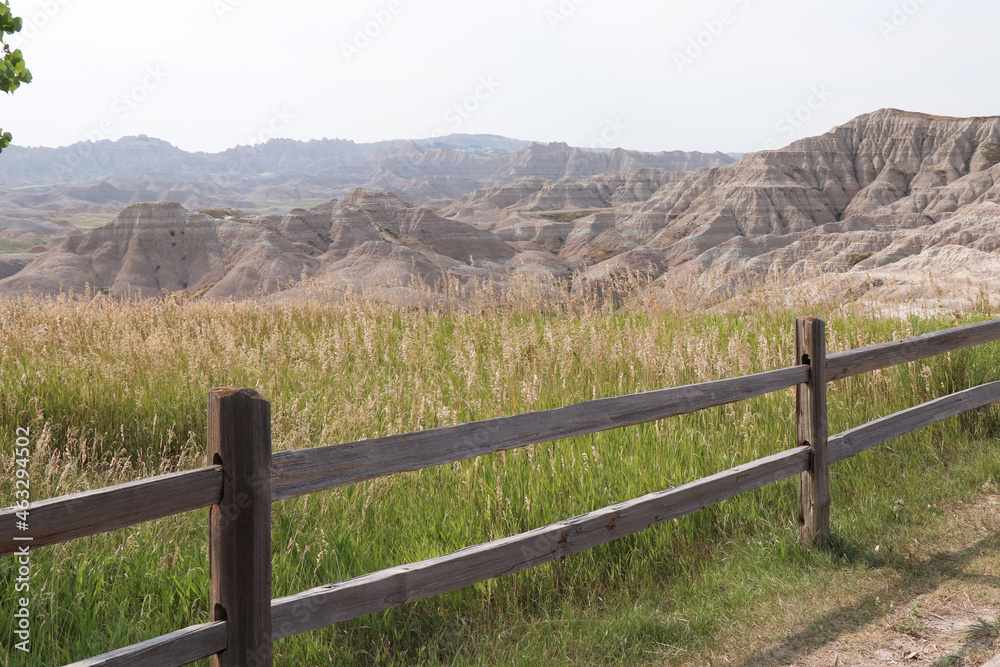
xmin=848 ymin=251 xmax=873 ymax=267
xmin=980 ymin=142 xmax=1000 ymax=166
xmin=535 ymin=209 xmax=605 ymax=223
xmin=964 ymin=615 xmax=1000 ymax=642
xmin=379 ymin=224 xmax=402 ymax=239
xmin=198 ymin=208 xmax=242 ymax=220
xmin=0 ymin=1 xmax=31 ymax=152
xmin=0 ymin=237 xmax=33 ymax=253
xmin=2 ymin=293 xmax=1000 ymax=663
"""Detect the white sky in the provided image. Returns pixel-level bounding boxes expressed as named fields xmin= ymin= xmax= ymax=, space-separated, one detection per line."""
xmin=0 ymin=0 xmax=996 ymax=154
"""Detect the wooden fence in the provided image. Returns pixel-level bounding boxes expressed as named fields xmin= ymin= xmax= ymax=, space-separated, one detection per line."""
xmin=4 ymin=316 xmax=1000 ymax=666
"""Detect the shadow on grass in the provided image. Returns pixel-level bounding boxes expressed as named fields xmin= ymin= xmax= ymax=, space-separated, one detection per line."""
xmin=732 ymin=529 xmax=1000 ymax=667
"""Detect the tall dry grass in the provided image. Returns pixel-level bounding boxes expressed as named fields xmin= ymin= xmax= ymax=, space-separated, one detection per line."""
xmin=2 ymin=275 xmax=1000 ymax=665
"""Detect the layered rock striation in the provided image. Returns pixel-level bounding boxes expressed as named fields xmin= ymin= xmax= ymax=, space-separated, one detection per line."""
xmin=5 ymin=110 xmax=1000 ymax=308
xmin=0 ymin=191 xmax=530 ymax=299
xmin=438 ymin=109 xmax=1000 ymax=303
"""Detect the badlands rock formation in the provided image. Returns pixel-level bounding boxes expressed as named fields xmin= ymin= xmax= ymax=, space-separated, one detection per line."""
xmin=0 ymin=190 xmax=528 ymax=299
xmin=0 ymin=134 xmax=735 ymax=225
xmin=437 ymin=109 xmax=1000 ymax=308
xmin=0 ymin=215 xmax=81 ymax=251
xmin=4 ymin=109 xmax=1000 ymax=308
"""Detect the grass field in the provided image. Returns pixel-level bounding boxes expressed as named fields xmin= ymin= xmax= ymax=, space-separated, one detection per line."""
xmin=63 ymin=213 xmax=118 ymax=231
xmin=2 ymin=280 xmax=1000 ymax=665
xmin=0 ymin=239 xmax=35 ymax=254
xmin=249 ymin=199 xmax=332 ymax=214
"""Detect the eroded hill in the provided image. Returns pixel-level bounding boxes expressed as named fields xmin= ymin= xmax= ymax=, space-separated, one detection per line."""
xmin=438 ymin=109 xmax=1000 ymax=309
xmin=4 ymin=109 xmax=1000 ymax=309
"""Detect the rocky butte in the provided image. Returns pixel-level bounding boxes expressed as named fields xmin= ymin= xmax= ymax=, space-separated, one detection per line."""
xmin=0 ymin=191 xmax=527 ymax=299
xmin=437 ymin=109 xmax=1000 ymax=309
xmin=2 ymin=109 xmax=1000 ymax=310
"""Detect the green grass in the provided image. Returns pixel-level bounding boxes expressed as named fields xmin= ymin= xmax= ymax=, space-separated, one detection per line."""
xmin=980 ymin=142 xmax=1000 ymax=166
xmin=379 ymin=224 xmax=402 ymax=239
xmin=63 ymin=213 xmax=117 ymax=231
xmin=1 ymin=290 xmax=1000 ymax=665
xmin=964 ymin=616 xmax=1000 ymax=642
xmin=249 ymin=199 xmax=330 ymax=213
xmin=847 ymin=252 xmax=872 ymax=267
xmin=0 ymin=239 xmax=35 ymax=253
xmin=198 ymin=208 xmax=241 ymax=220
xmin=531 ymin=209 xmax=607 ymax=223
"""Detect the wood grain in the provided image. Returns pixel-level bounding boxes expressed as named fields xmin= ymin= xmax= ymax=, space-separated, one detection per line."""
xmin=980 ymin=652 xmax=1000 ymax=667
xmin=208 ymin=388 xmax=273 ymax=667
xmin=62 ymin=621 xmax=226 ymax=667
xmin=828 ymin=381 xmax=1000 ymax=463
xmin=0 ymin=467 xmax=222 ymax=558
xmin=269 ymin=446 xmax=811 ymax=640
xmin=30 ymin=317 xmax=1000 ymax=665
xmin=270 ymin=365 xmax=808 ymax=501
xmin=826 ymin=318 xmax=1000 ymax=381
xmin=796 ymin=317 xmax=830 ymax=548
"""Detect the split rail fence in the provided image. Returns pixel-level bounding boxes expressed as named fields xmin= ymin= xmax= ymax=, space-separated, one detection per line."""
xmin=4 ymin=316 xmax=1000 ymax=666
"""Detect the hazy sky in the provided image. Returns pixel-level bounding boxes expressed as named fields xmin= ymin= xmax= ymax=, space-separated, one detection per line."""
xmin=0 ymin=0 xmax=996 ymax=154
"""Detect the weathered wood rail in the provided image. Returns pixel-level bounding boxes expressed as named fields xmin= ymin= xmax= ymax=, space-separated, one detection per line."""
xmin=3 ymin=316 xmax=1000 ymax=666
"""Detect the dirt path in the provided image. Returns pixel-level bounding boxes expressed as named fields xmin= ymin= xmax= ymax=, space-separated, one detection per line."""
xmin=724 ymin=495 xmax=1000 ymax=666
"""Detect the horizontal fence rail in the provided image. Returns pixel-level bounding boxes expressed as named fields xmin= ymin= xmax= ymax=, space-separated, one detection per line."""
xmin=827 ymin=318 xmax=1000 ymax=381
xmin=2 ymin=367 xmax=810 ymax=557
xmin=268 ymin=446 xmax=812 ymax=640
xmin=828 ymin=380 xmax=1000 ymax=463
xmin=66 ymin=622 xmax=227 ymax=667
xmin=0 ymin=466 xmax=222 ymax=558
xmin=76 ymin=370 xmax=1000 ymax=665
xmin=270 ymin=365 xmax=809 ymax=501
xmin=3 ymin=316 xmax=999 ymax=666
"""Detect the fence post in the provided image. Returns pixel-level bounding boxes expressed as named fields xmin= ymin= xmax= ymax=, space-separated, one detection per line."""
xmin=795 ymin=317 xmax=830 ymax=548
xmin=208 ymin=388 xmax=273 ymax=667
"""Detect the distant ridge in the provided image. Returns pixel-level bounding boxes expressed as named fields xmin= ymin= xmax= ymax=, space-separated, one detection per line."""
xmin=433 ymin=108 xmax=1000 ymax=309
xmin=0 ymin=133 xmax=735 ymax=200
xmin=7 ymin=109 xmax=998 ymax=311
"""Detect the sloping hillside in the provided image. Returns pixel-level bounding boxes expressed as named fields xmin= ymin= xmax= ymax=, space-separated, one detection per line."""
xmin=0 ymin=191 xmax=541 ymax=299
xmin=439 ymin=109 xmax=1000 ymax=307
xmin=5 ymin=109 xmax=1000 ymax=309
